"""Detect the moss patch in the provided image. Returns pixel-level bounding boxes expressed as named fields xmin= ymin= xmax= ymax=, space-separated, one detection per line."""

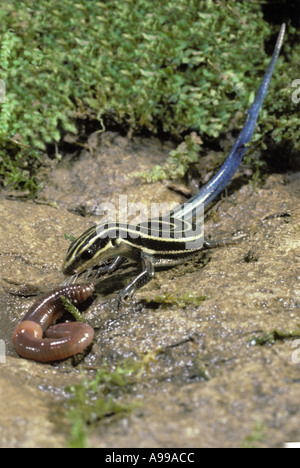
xmin=0 ymin=1 xmax=298 ymax=190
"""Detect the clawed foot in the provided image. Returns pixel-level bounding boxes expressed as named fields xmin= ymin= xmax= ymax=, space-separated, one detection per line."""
xmin=116 ymin=289 xmax=143 ymax=310
xmin=116 ymin=291 xmax=133 ymax=309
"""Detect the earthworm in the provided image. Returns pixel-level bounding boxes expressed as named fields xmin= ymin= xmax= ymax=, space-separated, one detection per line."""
xmin=12 ymin=283 xmax=95 ymax=362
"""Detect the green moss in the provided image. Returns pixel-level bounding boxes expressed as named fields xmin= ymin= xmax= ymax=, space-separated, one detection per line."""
xmin=136 ymin=132 xmax=203 ymax=182
xmin=143 ymin=291 xmax=207 ymax=308
xmin=250 ymin=327 xmax=300 ymax=346
xmin=0 ymin=1 xmax=298 ymax=190
xmin=65 ymin=360 xmax=141 ymax=448
xmin=64 ymin=233 xmax=76 ymax=242
xmin=241 ymin=420 xmax=266 ymax=448
xmin=59 ymin=295 xmax=86 ymax=323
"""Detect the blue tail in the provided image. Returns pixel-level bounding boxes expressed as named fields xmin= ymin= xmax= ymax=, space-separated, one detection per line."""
xmin=174 ymin=23 xmax=285 ymax=218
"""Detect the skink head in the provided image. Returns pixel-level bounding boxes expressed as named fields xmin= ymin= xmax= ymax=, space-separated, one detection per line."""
xmin=62 ymin=224 xmax=118 ymax=275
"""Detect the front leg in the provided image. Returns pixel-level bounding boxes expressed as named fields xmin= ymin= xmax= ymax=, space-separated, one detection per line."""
xmin=117 ymin=252 xmax=155 ymax=303
xmin=93 ymin=256 xmax=126 ymax=277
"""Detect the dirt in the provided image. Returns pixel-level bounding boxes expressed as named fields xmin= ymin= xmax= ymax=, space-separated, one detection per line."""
xmin=0 ymin=130 xmax=299 ymax=448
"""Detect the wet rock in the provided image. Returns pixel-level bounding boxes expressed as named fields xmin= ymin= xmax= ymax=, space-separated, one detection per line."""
xmin=1 ymin=132 xmax=299 ymax=447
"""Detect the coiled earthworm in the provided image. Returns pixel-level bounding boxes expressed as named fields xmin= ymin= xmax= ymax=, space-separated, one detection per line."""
xmin=13 ymin=283 xmax=95 ymax=362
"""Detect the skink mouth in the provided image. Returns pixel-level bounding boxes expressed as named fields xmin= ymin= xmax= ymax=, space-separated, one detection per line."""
xmin=62 ymin=262 xmax=76 ymax=276
xmin=63 ymin=259 xmax=92 ymax=277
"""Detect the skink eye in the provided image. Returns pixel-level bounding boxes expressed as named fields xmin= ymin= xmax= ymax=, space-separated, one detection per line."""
xmin=80 ymin=248 xmax=94 ymax=261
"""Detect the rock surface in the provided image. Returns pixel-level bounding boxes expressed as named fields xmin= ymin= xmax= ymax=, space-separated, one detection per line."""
xmin=0 ymin=132 xmax=299 ymax=447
